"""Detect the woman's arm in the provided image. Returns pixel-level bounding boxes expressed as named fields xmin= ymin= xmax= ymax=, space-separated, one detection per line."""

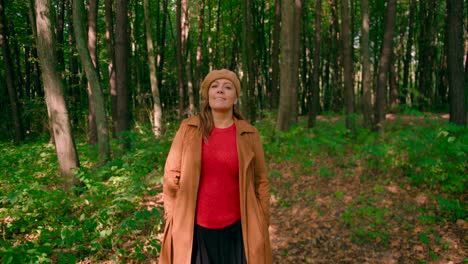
xmin=162 ymin=121 xmax=187 ymax=220
xmin=252 ymin=130 xmax=271 ymax=226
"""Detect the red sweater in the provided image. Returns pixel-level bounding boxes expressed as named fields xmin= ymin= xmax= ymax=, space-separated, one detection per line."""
xmin=196 ymin=124 xmax=240 ymax=229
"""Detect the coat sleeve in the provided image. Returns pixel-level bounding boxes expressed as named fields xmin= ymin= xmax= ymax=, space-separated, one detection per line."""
xmin=162 ymin=121 xmax=186 ymax=220
xmin=252 ymin=130 xmax=271 ymax=226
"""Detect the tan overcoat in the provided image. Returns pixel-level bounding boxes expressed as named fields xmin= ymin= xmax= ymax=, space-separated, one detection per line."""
xmin=159 ymin=116 xmax=272 ymax=264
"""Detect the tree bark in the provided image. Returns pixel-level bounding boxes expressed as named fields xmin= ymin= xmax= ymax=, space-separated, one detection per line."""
xmin=176 ymin=0 xmax=185 ymax=119
xmin=401 ymin=0 xmax=416 ymax=105
xmin=307 ymin=0 xmax=321 ymax=128
xmin=195 ymin=0 xmax=205 ymax=109
xmin=143 ymin=0 xmax=163 ymax=136
xmin=73 ymin=0 xmax=110 ymax=163
xmin=270 ymin=0 xmax=280 ymax=109
xmin=0 ymin=0 xmax=24 ymax=144
xmin=55 ymin=0 xmax=65 ymax=71
xmin=329 ymin=0 xmax=342 ymax=112
xmin=85 ymin=0 xmax=98 ymax=145
xmin=447 ymin=0 xmax=466 ymax=125
xmin=276 ymin=0 xmax=301 ymax=131
xmin=104 ymin=0 xmax=116 ymax=136
xmin=417 ymin=0 xmax=438 ymax=109
xmin=341 ymin=0 xmax=355 ymax=130
xmin=157 ymin=0 xmax=168 ymax=104
xmin=374 ymin=0 xmax=397 ymax=129
xmin=35 ymin=0 xmax=80 ymax=190
xmin=389 ymin=51 xmax=399 ymax=109
xmin=360 ymin=0 xmax=372 ymax=128
xmin=115 ymin=0 xmax=131 ymax=149
xmin=182 ymin=1 xmax=194 ymax=116
xmin=241 ymin=0 xmax=257 ymax=122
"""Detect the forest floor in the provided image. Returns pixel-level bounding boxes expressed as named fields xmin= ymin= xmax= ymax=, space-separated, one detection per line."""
xmin=146 ymin=114 xmax=467 ymax=264
xmin=268 ymin=158 xmax=467 ymax=263
xmin=266 ymin=114 xmax=467 ymax=264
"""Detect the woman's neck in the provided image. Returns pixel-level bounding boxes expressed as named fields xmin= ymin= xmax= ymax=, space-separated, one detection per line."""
xmin=212 ymin=110 xmax=234 ymax=128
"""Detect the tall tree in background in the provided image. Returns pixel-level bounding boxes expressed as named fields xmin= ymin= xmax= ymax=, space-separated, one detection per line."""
xmin=269 ymin=0 xmax=280 ymax=109
xmin=417 ymin=0 xmax=438 ymax=108
xmin=175 ymin=0 xmax=185 ymax=119
xmin=143 ymin=0 xmax=163 ymax=135
xmin=27 ymin=0 xmax=42 ymax=99
xmin=105 ymin=0 xmax=116 ymax=135
xmin=360 ymin=0 xmax=372 ymax=128
xmin=241 ymin=0 xmax=257 ymax=122
xmin=446 ymin=0 xmax=466 ymax=125
xmin=277 ymin=0 xmax=301 ymax=131
xmin=0 ymin=0 xmax=24 ymax=144
xmin=55 ymin=0 xmax=65 ymax=71
xmin=157 ymin=0 xmax=168 ymax=100
xmin=115 ymin=0 xmax=131 ymax=149
xmin=195 ymin=0 xmax=205 ymax=109
xmin=183 ymin=0 xmax=194 ymax=115
xmin=73 ymin=0 xmax=110 ymax=163
xmin=401 ymin=0 xmax=416 ymax=105
xmin=35 ymin=0 xmax=79 ymax=190
xmin=86 ymin=0 xmax=98 ymax=145
xmin=374 ymin=0 xmax=397 ymax=129
xmin=307 ymin=0 xmax=321 ymax=128
xmin=340 ymin=0 xmax=355 ymax=130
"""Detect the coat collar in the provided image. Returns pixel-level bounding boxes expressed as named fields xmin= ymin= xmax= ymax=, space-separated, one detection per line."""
xmin=186 ymin=115 xmax=256 ymax=134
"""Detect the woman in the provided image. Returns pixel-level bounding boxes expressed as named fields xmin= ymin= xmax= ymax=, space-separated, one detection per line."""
xmin=159 ymin=69 xmax=272 ymax=264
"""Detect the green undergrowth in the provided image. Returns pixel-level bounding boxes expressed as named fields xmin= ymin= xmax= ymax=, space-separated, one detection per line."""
xmin=258 ymin=113 xmax=466 ymax=246
xmin=0 ymin=124 xmax=174 ymax=263
xmin=260 ymin=114 xmax=466 ymax=196
xmin=0 ymin=114 xmax=466 ymax=262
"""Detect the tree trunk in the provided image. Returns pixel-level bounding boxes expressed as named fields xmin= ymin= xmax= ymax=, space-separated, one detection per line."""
xmin=73 ymin=0 xmax=110 ymax=163
xmin=374 ymin=0 xmax=397 ymax=129
xmin=35 ymin=0 xmax=80 ymax=190
xmin=341 ymin=0 xmax=355 ymax=131
xmin=241 ymin=0 xmax=257 ymax=122
xmin=417 ymin=0 xmax=438 ymax=109
xmin=195 ymin=0 xmax=205 ymax=109
xmin=389 ymin=51 xmax=399 ymax=109
xmin=104 ymin=0 xmax=116 ymax=136
xmin=270 ymin=0 xmax=280 ymax=109
xmin=55 ymin=0 xmax=65 ymax=71
xmin=143 ymin=0 xmax=163 ymax=136
xmin=276 ymin=0 xmax=301 ymax=131
xmin=157 ymin=0 xmax=168 ymax=104
xmin=360 ymin=0 xmax=372 ymax=128
xmin=176 ymin=0 xmax=185 ymax=119
xmin=447 ymin=0 xmax=466 ymax=125
xmin=115 ymin=0 xmax=131 ymax=149
xmin=85 ymin=0 xmax=98 ymax=145
xmin=0 ymin=0 xmax=24 ymax=144
xmin=401 ymin=0 xmax=416 ymax=105
xmin=329 ymin=0 xmax=342 ymax=112
xmin=182 ymin=1 xmax=194 ymax=116
xmin=307 ymin=0 xmax=321 ymax=128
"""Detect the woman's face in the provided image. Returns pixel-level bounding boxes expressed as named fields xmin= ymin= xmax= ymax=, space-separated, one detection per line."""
xmin=208 ymin=78 xmax=238 ymax=113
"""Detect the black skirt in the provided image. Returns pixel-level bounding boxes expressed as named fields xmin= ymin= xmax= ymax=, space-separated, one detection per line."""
xmin=191 ymin=220 xmax=247 ymax=264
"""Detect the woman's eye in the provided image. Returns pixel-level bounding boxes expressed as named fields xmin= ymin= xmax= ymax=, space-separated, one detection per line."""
xmin=225 ymin=86 xmax=232 ymax=90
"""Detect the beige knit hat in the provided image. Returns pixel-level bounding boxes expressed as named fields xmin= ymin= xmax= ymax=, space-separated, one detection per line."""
xmin=200 ymin=69 xmax=241 ymax=99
